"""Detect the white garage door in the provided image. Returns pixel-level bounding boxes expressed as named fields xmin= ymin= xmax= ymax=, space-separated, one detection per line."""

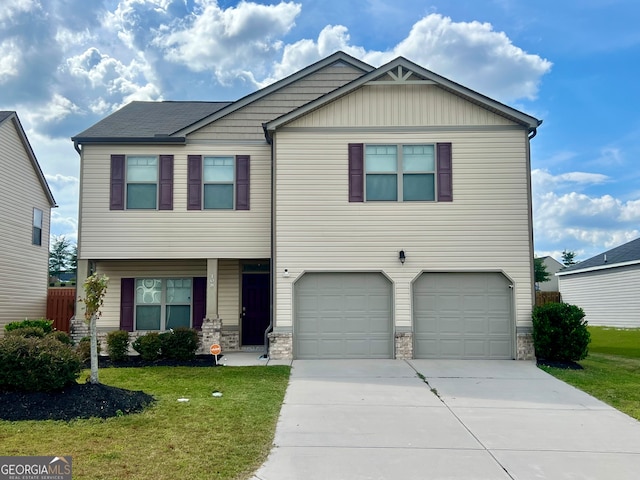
xmin=414 ymin=272 xmax=513 ymax=359
xmin=294 ymin=272 xmax=393 ymax=359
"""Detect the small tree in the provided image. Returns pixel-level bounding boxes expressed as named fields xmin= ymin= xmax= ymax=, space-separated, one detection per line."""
xmin=534 ymin=257 xmax=550 ymax=284
xmin=80 ymin=273 xmax=109 ymax=384
xmin=561 ymin=250 xmax=577 ymax=266
xmin=49 ymin=236 xmax=72 ymax=279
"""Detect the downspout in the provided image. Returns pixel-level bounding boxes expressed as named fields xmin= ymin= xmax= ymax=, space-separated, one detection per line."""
xmin=262 ymin=123 xmax=274 ymax=359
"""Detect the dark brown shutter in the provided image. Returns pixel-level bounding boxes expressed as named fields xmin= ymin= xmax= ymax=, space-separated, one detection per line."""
xmin=236 ymin=155 xmax=250 ymax=210
xmin=120 ymin=278 xmax=135 ymax=332
xmin=187 ymin=155 xmax=202 ymax=210
xmin=159 ymin=155 xmax=174 ymax=210
xmin=437 ymin=143 xmax=453 ymax=202
xmin=348 ymin=143 xmax=364 ymax=202
xmin=110 ymin=155 xmax=125 ymax=210
xmin=192 ymin=277 xmax=207 ymax=330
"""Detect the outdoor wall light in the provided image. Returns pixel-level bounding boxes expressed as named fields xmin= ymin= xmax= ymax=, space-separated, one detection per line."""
xmin=399 ymin=250 xmax=406 ymax=264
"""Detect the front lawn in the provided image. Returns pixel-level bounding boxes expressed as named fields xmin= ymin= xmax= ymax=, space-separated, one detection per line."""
xmin=540 ymin=326 xmax=640 ymax=421
xmin=0 ymin=366 xmax=290 ymax=480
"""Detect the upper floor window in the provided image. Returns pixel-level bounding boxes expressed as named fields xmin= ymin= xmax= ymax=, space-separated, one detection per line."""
xmin=365 ymin=144 xmax=435 ymax=201
xmin=127 ymin=156 xmax=158 ymax=209
xmin=32 ymin=208 xmax=43 ymax=245
xmin=204 ymin=156 xmax=234 ymax=209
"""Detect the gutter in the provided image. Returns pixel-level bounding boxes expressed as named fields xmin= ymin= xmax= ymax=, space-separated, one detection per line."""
xmin=71 ymin=136 xmax=187 ymax=145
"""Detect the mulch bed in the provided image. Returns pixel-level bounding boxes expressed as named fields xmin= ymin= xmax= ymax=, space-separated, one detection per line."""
xmin=0 ymin=355 xmax=222 ymax=422
xmin=536 ymin=358 xmax=584 ymax=369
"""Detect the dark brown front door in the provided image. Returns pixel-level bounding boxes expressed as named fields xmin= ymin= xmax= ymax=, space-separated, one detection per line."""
xmin=241 ymin=272 xmax=270 ymax=345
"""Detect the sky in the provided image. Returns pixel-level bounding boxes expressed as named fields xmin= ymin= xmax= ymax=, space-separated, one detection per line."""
xmin=1 ymin=0 xmax=639 ymax=262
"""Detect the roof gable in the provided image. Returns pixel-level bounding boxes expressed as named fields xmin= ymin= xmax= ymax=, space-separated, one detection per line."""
xmin=266 ymin=56 xmax=542 ymax=132
xmin=0 ymin=111 xmax=56 ymax=207
xmin=559 ymin=237 xmax=640 ymax=275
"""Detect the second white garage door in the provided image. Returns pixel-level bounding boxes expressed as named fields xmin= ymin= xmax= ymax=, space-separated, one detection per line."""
xmin=414 ymin=272 xmax=513 ymax=359
xmin=294 ymin=272 xmax=393 ymax=359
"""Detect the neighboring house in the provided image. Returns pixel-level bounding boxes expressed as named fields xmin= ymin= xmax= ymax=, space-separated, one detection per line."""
xmin=72 ymin=51 xmax=541 ymax=360
xmin=558 ymin=237 xmax=640 ymax=328
xmin=0 ymin=111 xmax=57 ymax=331
xmin=537 ymin=256 xmax=564 ymax=291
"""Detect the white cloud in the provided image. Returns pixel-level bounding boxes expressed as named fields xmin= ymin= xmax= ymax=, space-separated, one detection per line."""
xmin=156 ymin=0 xmax=302 ymax=83
xmin=0 ymin=0 xmax=39 ymax=25
xmin=0 ymin=38 xmax=21 ymax=82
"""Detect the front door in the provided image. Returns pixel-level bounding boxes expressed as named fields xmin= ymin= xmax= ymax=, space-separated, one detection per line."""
xmin=241 ymin=271 xmax=270 ymax=345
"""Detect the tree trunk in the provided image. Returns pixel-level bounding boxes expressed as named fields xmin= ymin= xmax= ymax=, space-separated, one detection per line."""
xmin=89 ymin=313 xmax=99 ymax=384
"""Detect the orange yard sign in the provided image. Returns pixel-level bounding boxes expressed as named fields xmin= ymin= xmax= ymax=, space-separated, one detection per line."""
xmin=210 ymin=344 xmax=221 ymax=355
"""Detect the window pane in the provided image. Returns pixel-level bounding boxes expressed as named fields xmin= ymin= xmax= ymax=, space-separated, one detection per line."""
xmin=365 ymin=145 xmax=397 ymax=172
xmin=136 ymin=305 xmax=161 ymax=330
xmin=127 ymin=157 xmax=158 ymax=181
xmin=403 ymin=174 xmax=435 ymax=201
xmin=33 ymin=208 xmax=43 ymax=227
xmin=204 ymin=184 xmax=234 ymax=209
xmin=366 ymin=174 xmax=397 ymax=201
xmin=403 ymin=145 xmax=434 ymax=172
xmin=127 ymin=184 xmax=157 ymax=209
xmin=167 ymin=278 xmax=192 ymax=304
xmin=166 ymin=305 xmax=191 ymax=329
xmin=32 ymin=227 xmax=42 ymax=246
xmin=204 ymin=157 xmax=234 ymax=182
xmin=136 ymin=279 xmax=162 ymax=304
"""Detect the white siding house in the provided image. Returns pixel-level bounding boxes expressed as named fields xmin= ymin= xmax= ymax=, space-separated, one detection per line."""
xmin=72 ymin=52 xmax=541 ymax=359
xmin=558 ymin=237 xmax=640 ymax=328
xmin=537 ymin=256 xmax=563 ymax=291
xmin=0 ymin=111 xmax=56 ymax=331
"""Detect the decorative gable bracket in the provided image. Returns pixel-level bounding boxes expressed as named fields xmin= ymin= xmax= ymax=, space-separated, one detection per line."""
xmin=370 ymin=66 xmax=436 ymax=86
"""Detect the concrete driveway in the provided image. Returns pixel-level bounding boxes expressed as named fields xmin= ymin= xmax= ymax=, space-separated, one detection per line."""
xmin=251 ymin=359 xmax=640 ymax=480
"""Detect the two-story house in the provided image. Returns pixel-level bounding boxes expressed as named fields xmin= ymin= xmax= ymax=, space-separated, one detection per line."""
xmin=0 ymin=111 xmax=57 ymax=330
xmin=72 ymin=51 xmax=541 ymax=360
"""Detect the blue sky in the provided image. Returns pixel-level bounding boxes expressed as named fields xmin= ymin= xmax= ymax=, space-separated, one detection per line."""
xmin=1 ymin=0 xmax=639 ymax=261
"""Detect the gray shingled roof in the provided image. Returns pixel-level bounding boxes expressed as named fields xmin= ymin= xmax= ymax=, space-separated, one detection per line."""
xmin=72 ymin=101 xmax=232 ymax=140
xmin=560 ymin=237 xmax=640 ymax=274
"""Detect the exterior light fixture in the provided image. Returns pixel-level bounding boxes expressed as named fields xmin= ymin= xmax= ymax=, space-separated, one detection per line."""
xmin=399 ymin=250 xmax=406 ymax=264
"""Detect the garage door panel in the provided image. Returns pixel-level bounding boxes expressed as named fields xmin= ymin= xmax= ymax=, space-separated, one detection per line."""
xmin=295 ymin=273 xmax=393 ymax=359
xmin=414 ymin=272 xmax=513 ymax=359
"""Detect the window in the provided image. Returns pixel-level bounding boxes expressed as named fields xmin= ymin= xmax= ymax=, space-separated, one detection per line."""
xmin=135 ymin=278 xmax=192 ymax=330
xmin=187 ymin=155 xmax=250 ymax=210
xmin=32 ymin=208 xmax=43 ymax=245
xmin=349 ymin=143 xmax=452 ymax=203
xmin=365 ymin=144 xmax=435 ymax=201
xmin=127 ymin=156 xmax=158 ymax=209
xmin=204 ymin=156 xmax=234 ymax=209
xmin=110 ymin=154 xmax=173 ymax=210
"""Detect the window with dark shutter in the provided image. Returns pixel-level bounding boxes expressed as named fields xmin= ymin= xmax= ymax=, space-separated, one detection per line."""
xmin=236 ymin=155 xmax=250 ymax=210
xmin=120 ymin=278 xmax=135 ymax=332
xmin=158 ymin=155 xmax=174 ymax=210
xmin=187 ymin=155 xmax=202 ymax=210
xmin=348 ymin=143 xmax=364 ymax=202
xmin=110 ymin=155 xmax=125 ymax=210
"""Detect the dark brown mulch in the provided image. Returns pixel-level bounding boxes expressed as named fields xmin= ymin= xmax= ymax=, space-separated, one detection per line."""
xmin=536 ymin=358 xmax=584 ymax=369
xmin=0 ymin=355 xmax=223 ymax=422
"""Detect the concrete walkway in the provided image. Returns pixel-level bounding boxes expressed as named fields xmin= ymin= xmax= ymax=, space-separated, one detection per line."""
xmin=251 ymin=359 xmax=640 ymax=480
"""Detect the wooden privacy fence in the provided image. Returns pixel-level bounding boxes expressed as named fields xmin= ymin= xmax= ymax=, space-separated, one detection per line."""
xmin=535 ymin=291 xmax=561 ymax=306
xmin=47 ymin=287 xmax=76 ymax=332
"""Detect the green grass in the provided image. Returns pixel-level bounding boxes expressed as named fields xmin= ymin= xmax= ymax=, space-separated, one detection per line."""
xmin=540 ymin=326 xmax=640 ymax=421
xmin=0 ymin=366 xmax=290 ymax=480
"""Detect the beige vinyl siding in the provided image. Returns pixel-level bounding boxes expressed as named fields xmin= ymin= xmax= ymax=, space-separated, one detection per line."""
xmin=218 ymin=259 xmax=240 ymax=327
xmin=94 ymin=260 xmax=207 ymax=330
xmin=79 ymin=144 xmax=271 ymax=259
xmin=0 ymin=119 xmax=51 ymax=330
xmin=286 ymin=84 xmax=517 ymax=128
xmin=274 ymin=127 xmax=532 ymax=332
xmin=189 ymin=64 xmax=365 ymax=141
xmin=559 ymin=264 xmax=640 ymax=328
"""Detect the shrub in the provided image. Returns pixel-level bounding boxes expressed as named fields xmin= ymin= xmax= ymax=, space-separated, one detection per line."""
xmin=76 ymin=336 xmax=101 ymax=362
xmin=48 ymin=331 xmax=73 ymax=345
xmin=160 ymin=328 xmax=200 ymax=360
xmin=5 ymin=326 xmax=47 ymax=338
xmin=5 ymin=319 xmax=54 ymax=334
xmin=107 ymin=330 xmax=130 ymax=362
xmin=0 ymin=335 xmax=82 ymax=391
xmin=532 ymin=302 xmax=590 ymax=361
xmin=132 ymin=332 xmax=162 ymax=361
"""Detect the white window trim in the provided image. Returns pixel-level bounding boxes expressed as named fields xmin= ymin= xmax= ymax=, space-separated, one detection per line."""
xmin=125 ymin=155 xmax=159 ymax=210
xmin=134 ymin=277 xmax=192 ymax=331
xmin=203 ymin=155 xmax=236 ymax=210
